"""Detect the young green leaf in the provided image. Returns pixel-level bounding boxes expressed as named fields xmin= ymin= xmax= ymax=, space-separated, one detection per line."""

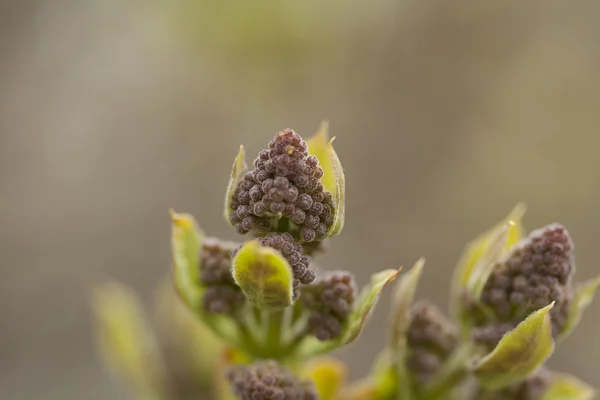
xmin=389 ymin=258 xmax=425 ymax=349
xmin=170 ymin=210 xmax=204 ymax=308
xmin=540 ymin=372 xmax=596 ymax=400
xmin=292 ymin=268 xmax=402 ymax=358
xmin=450 ymin=204 xmax=526 ymax=317
xmin=559 ymin=276 xmax=600 ymax=341
xmin=92 ymin=282 xmax=167 ymax=400
xmin=232 ymin=240 xmax=294 ymax=310
xmin=466 ymin=223 xmax=510 ymax=302
xmin=474 ymin=303 xmax=555 ymax=389
xmin=306 ymin=121 xmax=346 ymax=237
xmin=385 ymin=260 xmax=424 ymax=400
xmin=223 ymin=145 xmax=248 ymax=225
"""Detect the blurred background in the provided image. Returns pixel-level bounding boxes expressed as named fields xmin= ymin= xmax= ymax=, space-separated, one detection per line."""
xmin=2 ymin=0 xmax=600 ymax=398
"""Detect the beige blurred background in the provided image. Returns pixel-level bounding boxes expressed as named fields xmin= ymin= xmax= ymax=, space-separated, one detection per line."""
xmin=2 ymin=0 xmax=600 ymax=398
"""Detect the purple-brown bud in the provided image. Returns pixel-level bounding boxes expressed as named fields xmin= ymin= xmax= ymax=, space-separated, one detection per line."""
xmin=227 ymin=360 xmax=318 ymax=400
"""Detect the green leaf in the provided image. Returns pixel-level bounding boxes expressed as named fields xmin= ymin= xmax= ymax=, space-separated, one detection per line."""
xmin=386 ymin=260 xmax=424 ymax=400
xmin=92 ymin=282 xmax=166 ymax=400
xmin=232 ymin=240 xmax=294 ymax=310
xmin=450 ymin=204 xmax=526 ymax=329
xmin=466 ymin=223 xmax=510 ymax=302
xmin=170 ymin=210 xmax=204 ymax=308
xmin=292 ymin=268 xmax=402 ymax=358
xmin=540 ymin=372 xmax=596 ymax=400
xmin=560 ymin=275 xmax=600 ymax=341
xmin=306 ymin=121 xmax=346 ymax=237
xmin=223 ymin=145 xmax=248 ymax=225
xmin=474 ymin=303 xmax=555 ymax=389
xmin=389 ymin=258 xmax=425 ymax=349
xmin=452 ymin=204 xmax=526 ymax=294
xmin=170 ymin=211 xmax=243 ymax=347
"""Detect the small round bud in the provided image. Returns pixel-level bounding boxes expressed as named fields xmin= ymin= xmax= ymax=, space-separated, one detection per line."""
xmin=270 ymin=202 xmax=285 ymax=214
xmin=291 ymin=209 xmax=306 ymax=225
xmin=296 ymin=194 xmax=313 ymax=210
xmin=300 ymin=228 xmax=316 ymax=242
xmin=274 ymin=176 xmax=289 ymax=189
xmin=237 ymin=190 xmax=250 ymax=205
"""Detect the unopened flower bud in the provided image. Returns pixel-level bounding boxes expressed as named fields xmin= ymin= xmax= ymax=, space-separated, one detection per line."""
xmin=405 ymin=301 xmax=458 ymax=386
xmin=198 ymin=238 xmax=245 ymax=314
xmin=473 ymin=224 xmax=576 ymax=348
xmin=227 ymin=360 xmax=318 ymax=400
xmin=228 ymin=129 xmax=336 ymax=242
xmin=301 ymin=272 xmax=357 ymax=341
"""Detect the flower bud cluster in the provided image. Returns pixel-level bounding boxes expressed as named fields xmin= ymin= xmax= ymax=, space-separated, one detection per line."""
xmin=405 ymin=301 xmax=459 ymax=385
xmin=227 ymin=360 xmax=318 ymax=400
xmin=301 ymin=272 xmax=356 ymax=341
xmin=473 ymin=224 xmax=575 ymax=348
xmin=199 ymin=238 xmax=245 ymax=314
xmin=229 ymin=129 xmax=335 ymax=242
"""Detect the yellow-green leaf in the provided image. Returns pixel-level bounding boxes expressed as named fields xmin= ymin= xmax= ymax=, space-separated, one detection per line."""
xmin=232 ymin=240 xmax=294 ymax=310
xmin=386 ymin=260 xmax=424 ymax=400
xmin=299 ymin=358 xmax=347 ymax=400
xmin=450 ymin=204 xmax=526 ymax=329
xmin=306 ymin=121 xmax=345 ymax=237
xmin=560 ymin=276 xmax=600 ymax=341
xmin=223 ymin=145 xmax=248 ymax=225
xmin=92 ymin=282 xmax=166 ymax=400
xmin=307 ymin=122 xmax=335 ymax=199
xmin=467 ymin=223 xmax=510 ymax=302
xmin=389 ymin=258 xmax=425 ymax=349
xmin=540 ymin=372 xmax=596 ymax=400
xmin=170 ymin=210 xmax=204 ymax=308
xmin=474 ymin=303 xmax=555 ymax=389
xmin=452 ymin=204 xmax=526 ymax=293
xmin=292 ymin=268 xmax=402 ymax=358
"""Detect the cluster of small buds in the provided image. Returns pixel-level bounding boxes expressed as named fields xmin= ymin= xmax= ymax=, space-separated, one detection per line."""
xmin=405 ymin=301 xmax=459 ymax=386
xmin=229 ymin=129 xmax=335 ymax=242
xmin=473 ymin=224 xmax=575 ymax=348
xmin=227 ymin=360 xmax=318 ymax=400
xmin=199 ymin=238 xmax=245 ymax=314
xmin=478 ymin=370 xmax=551 ymax=400
xmin=301 ymin=272 xmax=357 ymax=341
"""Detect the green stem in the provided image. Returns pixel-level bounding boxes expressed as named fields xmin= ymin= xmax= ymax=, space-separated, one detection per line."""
xmin=265 ymin=310 xmax=283 ymax=349
xmin=423 ymin=342 xmax=473 ymax=400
